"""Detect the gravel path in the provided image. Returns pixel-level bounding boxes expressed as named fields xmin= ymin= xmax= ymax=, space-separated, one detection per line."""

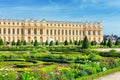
xmin=92 ymin=48 xmax=120 ymax=52
xmin=94 ymin=71 xmax=120 ymax=80
xmin=93 ymin=48 xmax=120 ymax=80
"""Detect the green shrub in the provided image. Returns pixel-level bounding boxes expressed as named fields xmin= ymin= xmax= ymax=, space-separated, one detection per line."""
xmin=82 ymin=36 xmax=90 ymax=49
xmin=80 ymin=70 xmax=88 ymax=76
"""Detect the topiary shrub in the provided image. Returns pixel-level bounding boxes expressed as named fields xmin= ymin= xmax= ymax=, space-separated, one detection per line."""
xmin=82 ymin=36 xmax=91 ymax=49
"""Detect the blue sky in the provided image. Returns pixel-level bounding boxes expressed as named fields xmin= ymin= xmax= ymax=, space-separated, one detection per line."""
xmin=0 ymin=0 xmax=120 ymax=35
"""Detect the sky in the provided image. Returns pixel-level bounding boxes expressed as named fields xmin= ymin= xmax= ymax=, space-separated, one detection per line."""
xmin=0 ymin=0 xmax=120 ymax=35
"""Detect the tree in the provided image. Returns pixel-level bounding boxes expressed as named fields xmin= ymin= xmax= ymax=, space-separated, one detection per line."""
xmin=49 ymin=41 xmax=54 ymax=46
xmin=115 ymin=40 xmax=120 ymax=45
xmin=103 ymin=39 xmax=107 ymax=46
xmin=70 ymin=39 xmax=73 ymax=45
xmin=31 ymin=40 xmax=33 ymax=44
xmin=55 ymin=40 xmax=59 ymax=45
xmin=100 ymin=41 xmax=104 ymax=45
xmin=11 ymin=40 xmax=15 ymax=46
xmin=0 ymin=39 xmax=4 ymax=45
xmin=45 ymin=40 xmax=48 ymax=45
xmin=91 ymin=41 xmax=97 ymax=46
xmin=34 ymin=40 xmax=38 ymax=46
xmin=16 ymin=40 xmax=21 ymax=46
xmin=64 ymin=40 xmax=68 ymax=46
xmin=78 ymin=40 xmax=81 ymax=46
xmin=82 ymin=36 xmax=90 ymax=49
xmin=107 ymin=38 xmax=113 ymax=47
xmin=23 ymin=40 xmax=26 ymax=45
xmin=74 ymin=40 xmax=78 ymax=45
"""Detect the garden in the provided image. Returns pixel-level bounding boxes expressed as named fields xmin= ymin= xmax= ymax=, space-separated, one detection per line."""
xmin=0 ymin=36 xmax=120 ymax=80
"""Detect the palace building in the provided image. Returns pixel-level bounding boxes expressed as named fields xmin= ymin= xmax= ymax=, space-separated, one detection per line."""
xmin=0 ymin=19 xmax=103 ymax=43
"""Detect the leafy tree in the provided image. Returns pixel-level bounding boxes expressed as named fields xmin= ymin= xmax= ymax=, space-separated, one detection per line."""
xmin=11 ymin=40 xmax=15 ymax=46
xmin=16 ymin=40 xmax=21 ymax=46
xmin=82 ymin=36 xmax=91 ymax=49
xmin=64 ymin=40 xmax=68 ymax=46
xmin=55 ymin=40 xmax=59 ymax=45
xmin=78 ymin=40 xmax=81 ymax=46
xmin=0 ymin=39 xmax=4 ymax=45
xmin=74 ymin=40 xmax=78 ymax=45
xmin=70 ymin=39 xmax=73 ymax=45
xmin=34 ymin=40 xmax=38 ymax=46
xmin=23 ymin=40 xmax=26 ymax=45
xmin=115 ymin=40 xmax=120 ymax=45
xmin=45 ymin=40 xmax=48 ymax=45
xmin=107 ymin=38 xmax=113 ymax=47
xmin=91 ymin=41 xmax=97 ymax=46
xmin=49 ymin=41 xmax=54 ymax=46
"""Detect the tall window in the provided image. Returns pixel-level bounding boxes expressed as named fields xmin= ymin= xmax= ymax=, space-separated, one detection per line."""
xmin=65 ymin=30 xmax=67 ymax=35
xmin=98 ymin=31 xmax=100 ymax=35
xmin=21 ymin=29 xmax=24 ymax=35
xmin=54 ymin=30 xmax=56 ymax=35
xmin=0 ymin=28 xmax=1 ymax=34
xmin=47 ymin=29 xmax=49 ymax=35
xmin=50 ymin=29 xmax=52 ymax=35
xmin=73 ymin=30 xmax=74 ymax=35
xmin=69 ymin=30 xmax=71 ymax=35
xmin=13 ymin=29 xmax=15 ymax=34
xmin=28 ymin=29 xmax=31 ymax=34
xmin=34 ymin=29 xmax=37 ymax=34
xmin=40 ymin=29 xmax=43 ymax=34
xmin=93 ymin=31 xmax=95 ymax=35
xmin=17 ymin=29 xmax=19 ymax=34
xmin=62 ymin=30 xmax=64 ymax=35
xmin=83 ymin=31 xmax=85 ymax=36
xmin=58 ymin=30 xmax=60 ymax=35
xmin=8 ymin=28 xmax=10 ymax=34
xmin=79 ymin=30 xmax=81 ymax=35
xmin=88 ymin=30 xmax=91 ymax=35
xmin=4 ymin=28 xmax=6 ymax=34
xmin=76 ymin=30 xmax=78 ymax=35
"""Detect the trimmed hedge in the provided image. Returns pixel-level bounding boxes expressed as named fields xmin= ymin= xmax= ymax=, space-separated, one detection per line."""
xmin=76 ymin=66 xmax=120 ymax=80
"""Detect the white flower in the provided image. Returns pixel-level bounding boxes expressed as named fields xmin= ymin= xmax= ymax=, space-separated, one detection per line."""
xmin=5 ymin=73 xmax=8 ymax=76
xmin=103 ymin=67 xmax=107 ymax=71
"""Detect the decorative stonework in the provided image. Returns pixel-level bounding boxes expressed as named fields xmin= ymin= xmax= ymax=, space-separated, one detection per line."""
xmin=0 ymin=19 xmax=103 ymax=43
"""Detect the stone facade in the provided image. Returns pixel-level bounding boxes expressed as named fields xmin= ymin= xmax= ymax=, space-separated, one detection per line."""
xmin=0 ymin=19 xmax=103 ymax=43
